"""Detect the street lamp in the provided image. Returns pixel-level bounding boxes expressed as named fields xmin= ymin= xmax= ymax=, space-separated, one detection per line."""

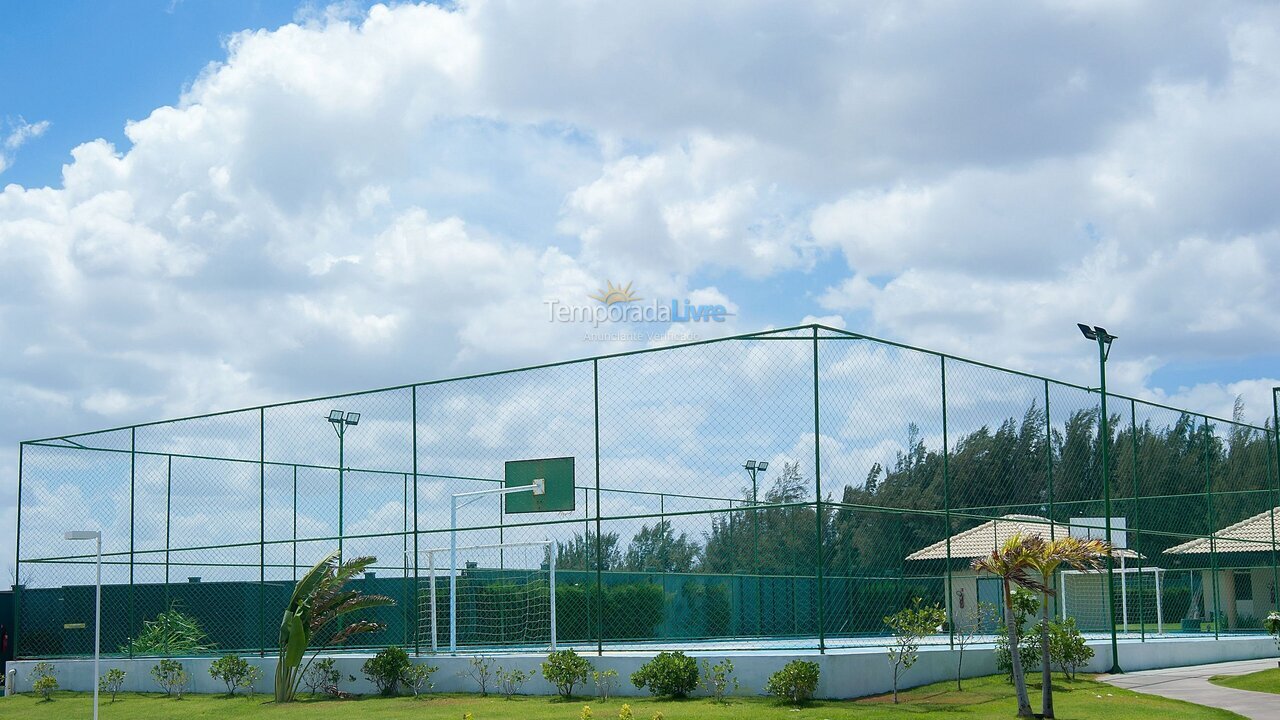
xmin=743 ymin=460 xmax=769 ymax=634
xmin=64 ymin=530 xmax=101 ymax=720
xmin=1078 ymin=323 xmax=1121 ymax=673
xmin=326 ymin=410 xmax=361 ymax=559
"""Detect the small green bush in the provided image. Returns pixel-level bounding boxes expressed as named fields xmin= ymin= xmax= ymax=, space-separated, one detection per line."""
xmin=764 ymin=659 xmax=819 ymax=705
xmin=99 ymin=668 xmax=126 ymax=702
xmin=402 ymin=662 xmax=438 ymax=697
xmin=362 ymin=646 xmax=412 ymax=696
xmin=303 ymin=658 xmax=340 ymax=696
xmin=209 ymin=654 xmax=260 ymax=696
xmin=151 ymin=659 xmax=190 ymax=699
xmin=699 ymin=658 xmax=739 ymax=703
xmin=29 ymin=663 xmax=57 ymax=701
xmin=542 ymin=649 xmax=593 ymax=698
xmin=1048 ymin=617 xmax=1094 ymax=681
xmin=497 ymin=667 xmax=534 ymax=698
xmin=592 ymin=668 xmax=619 ymax=700
xmin=466 ymin=656 xmax=496 ymax=696
xmin=631 ymin=651 xmax=698 ymax=698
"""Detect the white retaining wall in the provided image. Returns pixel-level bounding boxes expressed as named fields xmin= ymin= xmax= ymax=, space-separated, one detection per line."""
xmin=8 ymin=635 xmax=1277 ymax=699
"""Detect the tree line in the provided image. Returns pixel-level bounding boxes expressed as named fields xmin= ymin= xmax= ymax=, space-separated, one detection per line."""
xmin=557 ymin=401 xmax=1277 ymax=578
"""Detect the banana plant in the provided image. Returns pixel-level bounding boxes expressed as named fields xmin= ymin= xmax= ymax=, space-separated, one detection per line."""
xmin=274 ymin=551 xmax=395 ymax=703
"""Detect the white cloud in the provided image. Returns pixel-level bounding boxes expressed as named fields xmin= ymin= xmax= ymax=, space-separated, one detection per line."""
xmin=4 ymin=1 xmax=1280 ymax=568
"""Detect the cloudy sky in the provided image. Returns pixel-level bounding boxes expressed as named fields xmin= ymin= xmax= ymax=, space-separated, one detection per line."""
xmin=3 ymin=0 xmax=1279 ymax=568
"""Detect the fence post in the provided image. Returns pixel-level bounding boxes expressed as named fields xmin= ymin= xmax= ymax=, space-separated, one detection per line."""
xmin=1131 ymin=400 xmax=1144 ymax=641
xmin=412 ymin=385 xmax=420 ymax=655
xmin=1204 ymin=417 xmax=1220 ymax=639
xmin=1045 ymin=381 xmax=1057 ymax=619
xmin=594 ymin=358 xmax=604 ymax=656
xmin=129 ymin=426 xmax=136 ymax=660
xmin=165 ymin=454 xmax=172 ymax=651
xmin=13 ymin=442 xmax=23 ymax=659
xmin=941 ymin=356 xmax=954 ymax=648
xmin=259 ymin=407 xmax=266 ymax=656
xmin=1271 ymin=389 xmax=1280 ymax=630
xmin=812 ymin=326 xmax=825 ymax=654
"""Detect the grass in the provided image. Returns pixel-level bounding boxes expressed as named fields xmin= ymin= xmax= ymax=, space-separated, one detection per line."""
xmin=0 ymin=675 xmax=1244 ymax=719
xmin=1209 ymin=666 xmax=1280 ymax=695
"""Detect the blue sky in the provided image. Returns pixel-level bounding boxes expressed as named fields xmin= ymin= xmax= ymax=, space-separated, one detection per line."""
xmin=2 ymin=1 xmax=1280 ymax=568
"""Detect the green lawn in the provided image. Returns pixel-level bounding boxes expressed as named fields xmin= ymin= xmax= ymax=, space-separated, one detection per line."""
xmin=0 ymin=675 xmax=1243 ymax=719
xmin=1209 ymin=666 xmax=1280 ymax=695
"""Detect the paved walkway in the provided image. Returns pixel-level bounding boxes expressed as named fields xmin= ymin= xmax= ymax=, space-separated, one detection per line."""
xmin=1101 ymin=658 xmax=1280 ymax=719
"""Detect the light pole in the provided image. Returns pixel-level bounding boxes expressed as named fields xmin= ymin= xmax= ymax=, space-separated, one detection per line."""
xmin=743 ymin=460 xmax=769 ymax=634
xmin=64 ymin=530 xmax=101 ymax=720
xmin=1077 ymin=323 xmax=1120 ymax=673
xmin=326 ymin=410 xmax=361 ymax=559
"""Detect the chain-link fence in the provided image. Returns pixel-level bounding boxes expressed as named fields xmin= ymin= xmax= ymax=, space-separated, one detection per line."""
xmin=15 ymin=324 xmax=1280 ymax=659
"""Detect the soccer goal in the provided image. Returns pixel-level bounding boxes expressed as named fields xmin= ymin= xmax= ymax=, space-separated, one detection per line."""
xmin=1060 ymin=565 xmax=1164 ymax=635
xmin=413 ymin=539 xmax=557 ymax=653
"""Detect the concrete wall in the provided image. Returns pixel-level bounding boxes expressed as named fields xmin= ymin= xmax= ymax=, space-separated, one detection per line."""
xmin=8 ymin=635 xmax=1277 ymax=699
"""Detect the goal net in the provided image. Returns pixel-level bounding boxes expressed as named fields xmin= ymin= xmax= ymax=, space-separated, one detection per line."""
xmin=414 ymin=540 xmax=557 ymax=653
xmin=1059 ymin=565 xmax=1165 ymax=635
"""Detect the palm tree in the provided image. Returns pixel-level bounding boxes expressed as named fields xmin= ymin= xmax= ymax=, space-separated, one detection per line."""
xmin=972 ymin=533 xmax=1047 ymax=718
xmin=275 ymin=551 xmax=395 ymax=703
xmin=1025 ymin=536 xmax=1109 ymax=719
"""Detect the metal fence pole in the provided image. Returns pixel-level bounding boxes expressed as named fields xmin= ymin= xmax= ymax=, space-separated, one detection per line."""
xmin=129 ymin=426 xmax=136 ymax=660
xmin=941 ymin=356 xmax=954 ymax=648
xmin=1204 ymin=417 xmax=1220 ymax=639
xmin=594 ymin=358 xmax=604 ymax=656
xmin=1131 ymin=400 xmax=1144 ymax=641
xmin=165 ymin=455 xmax=172 ymax=636
xmin=812 ymin=326 xmax=825 ymax=653
xmin=412 ymin=385 xmax=420 ymax=655
xmin=13 ymin=442 xmax=23 ymax=659
xmin=259 ymin=408 xmax=266 ymax=656
xmin=1271 ymin=388 xmax=1280 ymax=626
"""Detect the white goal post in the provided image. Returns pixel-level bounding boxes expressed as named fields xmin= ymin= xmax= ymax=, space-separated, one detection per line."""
xmin=1060 ymin=562 xmax=1164 ymax=635
xmin=413 ymin=539 xmax=557 ymax=653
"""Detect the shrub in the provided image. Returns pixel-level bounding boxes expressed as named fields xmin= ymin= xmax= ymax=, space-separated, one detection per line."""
xmin=99 ymin=668 xmax=126 ymax=702
xmin=122 ymin=606 xmax=214 ymax=656
xmin=1266 ymin=611 xmax=1280 ymax=655
xmin=884 ymin=598 xmax=946 ymax=703
xmin=619 ymin=703 xmax=634 ymax=720
xmin=402 ymin=663 xmax=438 ymax=697
xmin=466 ymin=655 xmax=496 ymax=696
xmin=303 ymin=658 xmax=340 ymax=696
xmin=764 ymin=659 xmax=819 ymax=705
xmin=592 ymin=669 xmax=619 ymax=701
xmin=630 ymin=651 xmax=698 ymax=698
xmin=363 ymin=646 xmax=412 ymax=696
xmin=542 ymin=649 xmax=593 ymax=698
xmin=209 ymin=654 xmax=261 ymax=696
xmin=581 ymin=704 xmax=593 ymax=719
xmin=699 ymin=658 xmax=739 ymax=703
xmin=994 ymin=588 xmax=1042 ymax=680
xmin=1048 ymin=617 xmax=1093 ymax=681
xmin=29 ymin=662 xmax=57 ymax=701
xmin=497 ymin=667 xmax=533 ymax=698
xmin=151 ymin=659 xmax=191 ymax=699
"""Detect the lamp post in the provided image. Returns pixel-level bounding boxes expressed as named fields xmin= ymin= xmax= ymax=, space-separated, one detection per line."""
xmin=743 ymin=460 xmax=769 ymax=634
xmin=1077 ymin=323 xmax=1120 ymax=673
xmin=64 ymin=530 xmax=101 ymax=720
xmin=326 ymin=410 xmax=361 ymax=559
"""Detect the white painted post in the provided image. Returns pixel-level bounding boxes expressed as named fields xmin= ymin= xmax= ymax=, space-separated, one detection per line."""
xmin=1155 ymin=568 xmax=1164 ymax=636
xmin=1121 ymin=555 xmax=1129 ymax=634
xmin=428 ymin=550 xmax=438 ymax=653
xmin=549 ymin=540 xmax=558 ymax=651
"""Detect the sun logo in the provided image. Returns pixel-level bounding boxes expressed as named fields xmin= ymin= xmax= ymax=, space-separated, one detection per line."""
xmin=589 ymin=280 xmax=642 ymax=305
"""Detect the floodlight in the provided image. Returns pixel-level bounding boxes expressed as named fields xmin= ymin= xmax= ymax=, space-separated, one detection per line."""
xmin=1077 ymin=323 xmax=1096 ymax=340
xmin=328 ymin=409 xmax=344 ymax=423
xmin=758 ymin=461 xmax=769 ymax=472
xmin=345 ymin=412 xmax=361 ymax=426
xmin=64 ymin=530 xmax=100 ymax=541
xmin=744 ymin=460 xmax=757 ymax=471
xmin=1096 ymin=326 xmax=1115 ymax=343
